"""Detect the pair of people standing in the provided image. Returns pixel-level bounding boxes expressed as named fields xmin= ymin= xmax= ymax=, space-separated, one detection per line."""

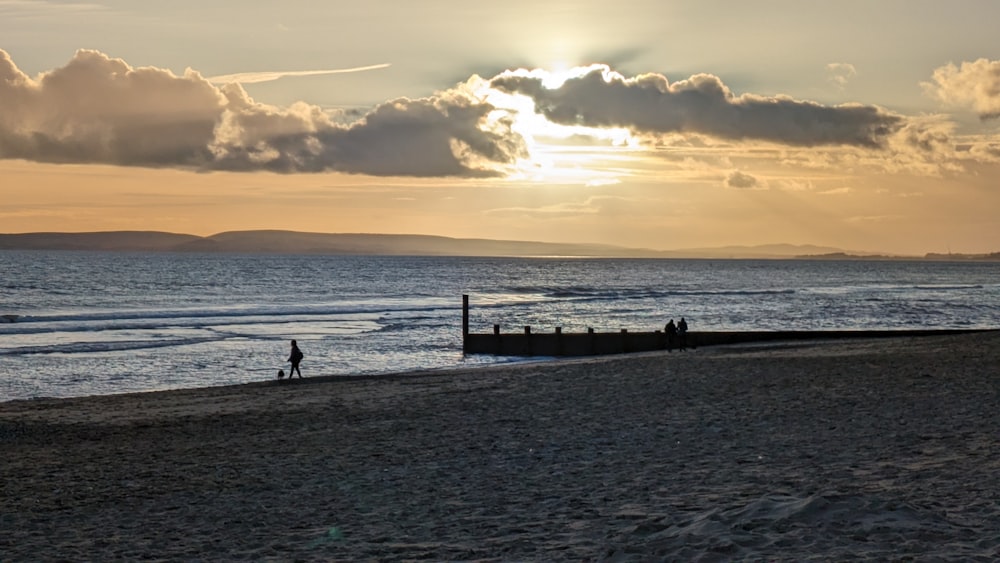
xmin=664 ymin=317 xmax=688 ymax=351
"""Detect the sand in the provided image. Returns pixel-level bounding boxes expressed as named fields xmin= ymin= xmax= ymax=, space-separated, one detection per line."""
xmin=2 ymin=332 xmax=999 ymax=561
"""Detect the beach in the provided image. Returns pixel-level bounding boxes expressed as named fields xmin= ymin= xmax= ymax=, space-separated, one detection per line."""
xmin=2 ymin=332 xmax=999 ymax=561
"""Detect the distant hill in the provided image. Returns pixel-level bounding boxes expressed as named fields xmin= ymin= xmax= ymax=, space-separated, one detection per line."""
xmin=0 ymin=231 xmax=201 ymax=251
xmin=923 ymin=251 xmax=1000 ymax=261
xmin=169 ymin=231 xmax=654 ymax=257
xmin=0 ymin=230 xmax=832 ymax=258
xmin=0 ymin=230 xmax=649 ymax=256
xmin=657 ymin=243 xmax=849 ymax=259
xmin=803 ymin=251 xmax=1000 ymax=262
xmin=1 ymin=230 xmax=996 ymax=260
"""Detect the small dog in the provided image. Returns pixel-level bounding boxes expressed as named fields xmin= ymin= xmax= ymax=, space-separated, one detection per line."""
xmin=277 ymin=369 xmax=285 ymax=379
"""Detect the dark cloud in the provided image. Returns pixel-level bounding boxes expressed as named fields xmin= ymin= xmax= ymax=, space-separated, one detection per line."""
xmin=491 ymin=65 xmax=904 ymax=147
xmin=725 ymin=170 xmax=758 ymax=189
xmin=208 ymin=85 xmax=525 ymax=176
xmin=0 ymin=49 xmax=525 ymax=177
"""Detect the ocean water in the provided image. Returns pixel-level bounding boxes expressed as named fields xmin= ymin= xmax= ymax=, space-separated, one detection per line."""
xmin=2 ymin=251 xmax=998 ymax=402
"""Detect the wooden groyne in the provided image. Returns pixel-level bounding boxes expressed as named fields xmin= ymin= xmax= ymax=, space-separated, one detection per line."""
xmin=461 ymin=295 xmax=994 ymax=356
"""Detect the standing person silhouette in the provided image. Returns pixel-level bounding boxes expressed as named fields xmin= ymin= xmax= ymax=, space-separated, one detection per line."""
xmin=287 ymin=339 xmax=304 ymax=378
xmin=677 ymin=318 xmax=689 ymax=351
xmin=665 ymin=319 xmax=678 ymax=352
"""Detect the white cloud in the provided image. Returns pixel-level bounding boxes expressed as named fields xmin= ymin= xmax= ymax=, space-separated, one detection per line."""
xmin=826 ymin=62 xmax=857 ymax=90
xmin=963 ymin=137 xmax=1000 ymax=162
xmin=923 ymin=58 xmax=1000 ymax=119
xmin=816 ymin=186 xmax=851 ymax=195
xmin=207 ymin=64 xmax=391 ymax=85
xmin=486 ymin=195 xmax=636 ymax=219
xmin=0 ymin=0 xmax=106 ymax=17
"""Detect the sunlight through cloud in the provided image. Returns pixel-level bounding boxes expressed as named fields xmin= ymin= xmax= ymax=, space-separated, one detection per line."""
xmin=476 ymin=66 xmax=642 ymax=185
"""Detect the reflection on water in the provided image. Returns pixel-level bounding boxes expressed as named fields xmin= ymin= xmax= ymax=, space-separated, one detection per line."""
xmin=2 ymin=251 xmax=998 ymax=400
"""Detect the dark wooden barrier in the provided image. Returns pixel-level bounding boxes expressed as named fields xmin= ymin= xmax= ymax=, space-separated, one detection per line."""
xmin=461 ymin=295 xmax=994 ymax=356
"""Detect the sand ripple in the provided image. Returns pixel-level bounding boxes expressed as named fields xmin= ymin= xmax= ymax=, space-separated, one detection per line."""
xmin=3 ymin=332 xmax=1000 ymax=560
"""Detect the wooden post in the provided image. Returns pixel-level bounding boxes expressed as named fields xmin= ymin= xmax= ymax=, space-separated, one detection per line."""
xmin=493 ymin=323 xmax=501 ymax=355
xmin=462 ymin=294 xmax=469 ymax=352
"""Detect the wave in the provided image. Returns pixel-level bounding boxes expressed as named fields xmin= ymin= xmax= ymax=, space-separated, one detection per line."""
xmin=0 ymin=300 xmax=457 ymax=336
xmin=0 ymin=300 xmax=455 ymax=357
xmin=544 ymin=288 xmax=796 ymax=301
xmin=0 ymin=335 xmax=223 ymax=356
xmin=503 ymin=282 xmax=991 ymax=303
xmin=495 ymin=286 xmax=797 ymax=301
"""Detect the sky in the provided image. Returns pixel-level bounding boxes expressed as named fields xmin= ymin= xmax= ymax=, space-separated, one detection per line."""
xmin=2 ymin=0 xmax=1000 ymax=255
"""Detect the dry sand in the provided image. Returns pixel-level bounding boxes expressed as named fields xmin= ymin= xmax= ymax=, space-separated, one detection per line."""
xmin=2 ymin=332 xmax=999 ymax=561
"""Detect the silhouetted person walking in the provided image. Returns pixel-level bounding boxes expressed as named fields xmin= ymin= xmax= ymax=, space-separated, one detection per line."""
xmin=665 ymin=319 xmax=678 ymax=351
xmin=287 ymin=339 xmax=304 ymax=377
xmin=678 ymin=318 xmax=688 ymax=351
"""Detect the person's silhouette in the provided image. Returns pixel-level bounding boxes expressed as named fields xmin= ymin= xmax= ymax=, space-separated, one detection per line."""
xmin=677 ymin=318 xmax=688 ymax=351
xmin=287 ymin=339 xmax=304 ymax=377
xmin=665 ymin=319 xmax=678 ymax=351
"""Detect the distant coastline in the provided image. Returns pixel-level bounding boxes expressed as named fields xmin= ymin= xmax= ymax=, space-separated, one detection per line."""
xmin=1 ymin=230 xmax=998 ymax=260
xmin=800 ymin=251 xmax=1000 ymax=262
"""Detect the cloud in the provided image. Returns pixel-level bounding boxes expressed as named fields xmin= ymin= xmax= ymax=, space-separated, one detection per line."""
xmin=0 ymin=49 xmax=525 ymax=177
xmin=725 ymin=170 xmax=759 ymax=189
xmin=923 ymin=58 xmax=1000 ymax=119
xmin=773 ymin=179 xmax=813 ymax=192
xmin=845 ymin=214 xmax=900 ymax=224
xmin=491 ymin=64 xmax=904 ymax=147
xmin=816 ymin=186 xmax=851 ymax=195
xmin=486 ymin=195 xmax=636 ymax=219
xmin=882 ymin=116 xmax=967 ymax=175
xmin=7 ymin=52 xmax=983 ymax=181
xmin=0 ymin=49 xmax=224 ymax=167
xmin=0 ymin=0 xmax=106 ymax=18
xmin=207 ymin=64 xmax=391 ymax=85
xmin=208 ymin=81 xmax=527 ymax=176
xmin=964 ymin=137 xmax=1000 ymax=162
xmin=826 ymin=63 xmax=856 ymax=90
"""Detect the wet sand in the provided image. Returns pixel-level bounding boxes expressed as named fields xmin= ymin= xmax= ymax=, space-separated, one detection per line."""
xmin=2 ymin=332 xmax=999 ymax=561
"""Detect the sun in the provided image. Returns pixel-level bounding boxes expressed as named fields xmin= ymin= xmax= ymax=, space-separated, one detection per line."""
xmin=476 ymin=66 xmax=642 ymax=184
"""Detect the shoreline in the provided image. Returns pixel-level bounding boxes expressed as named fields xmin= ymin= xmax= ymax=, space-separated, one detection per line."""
xmin=7 ymin=328 xmax=996 ymax=406
xmin=3 ymin=332 xmax=999 ymax=560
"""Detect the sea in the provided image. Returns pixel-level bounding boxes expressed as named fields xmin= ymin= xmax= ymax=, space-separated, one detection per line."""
xmin=2 ymin=251 xmax=998 ymax=402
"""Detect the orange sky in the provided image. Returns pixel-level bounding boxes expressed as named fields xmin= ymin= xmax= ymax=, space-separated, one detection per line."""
xmin=2 ymin=2 xmax=1000 ymax=255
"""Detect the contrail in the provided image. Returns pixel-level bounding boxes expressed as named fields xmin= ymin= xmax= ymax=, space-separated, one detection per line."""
xmin=207 ymin=63 xmax=391 ymax=84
